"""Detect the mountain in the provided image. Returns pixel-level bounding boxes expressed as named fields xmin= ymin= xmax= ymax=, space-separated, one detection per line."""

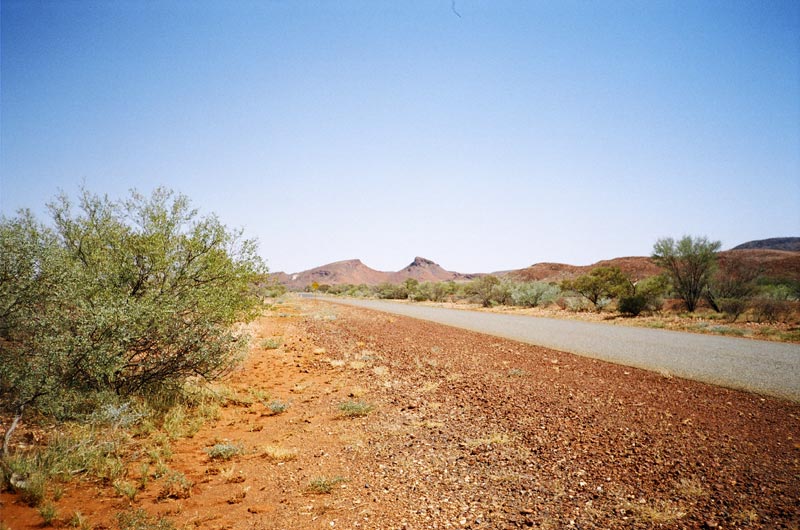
xmin=719 ymin=249 xmax=800 ymax=280
xmin=280 ymin=259 xmax=391 ymax=289
xmin=275 ymin=257 xmax=479 ymax=290
xmin=504 ymin=257 xmax=661 ymax=283
xmin=732 ymin=237 xmax=800 ymax=252
xmin=389 ymin=257 xmax=475 ymax=283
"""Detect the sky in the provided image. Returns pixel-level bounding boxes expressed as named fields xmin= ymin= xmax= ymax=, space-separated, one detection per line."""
xmin=1 ymin=1 xmax=799 ymax=274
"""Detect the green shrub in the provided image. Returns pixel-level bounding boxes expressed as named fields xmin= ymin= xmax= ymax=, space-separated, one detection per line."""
xmin=68 ymin=511 xmax=91 ymax=529
xmin=618 ymin=294 xmax=648 ymax=316
xmin=114 ymin=479 xmax=138 ymax=501
xmin=0 ymin=187 xmax=264 ymax=432
xmin=374 ymin=282 xmax=408 ymax=299
xmin=561 ymin=267 xmax=630 ymax=311
xmin=430 ymin=281 xmax=457 ymax=302
xmin=718 ymin=297 xmax=748 ymax=322
xmin=338 ymin=401 xmax=374 ymax=418
xmin=751 ymin=297 xmax=792 ymax=323
xmin=267 ymin=400 xmax=289 ymax=415
xmin=261 ymin=338 xmax=283 ymax=350
xmin=510 ymin=282 xmax=560 ymax=307
xmin=38 ymin=502 xmax=58 ymax=526
xmin=307 ymin=476 xmax=346 ymax=494
xmin=635 ymin=274 xmax=669 ymax=312
xmin=205 ymin=442 xmax=242 ymax=461
xmin=466 ymin=276 xmax=503 ymax=307
xmin=157 ymin=470 xmax=193 ymax=500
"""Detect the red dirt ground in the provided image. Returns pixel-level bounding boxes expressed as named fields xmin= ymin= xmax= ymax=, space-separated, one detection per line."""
xmin=2 ymin=299 xmax=799 ymax=529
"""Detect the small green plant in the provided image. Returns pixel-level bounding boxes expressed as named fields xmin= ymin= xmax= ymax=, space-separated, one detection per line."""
xmin=307 ymin=476 xmax=346 ymax=494
xmin=93 ymin=455 xmax=126 ymax=484
xmin=507 ymin=368 xmax=526 ymax=377
xmin=205 ymin=442 xmax=243 ymax=461
xmin=260 ymin=337 xmax=283 ymax=349
xmin=114 ymin=479 xmax=139 ymax=501
xmin=146 ymin=433 xmax=174 ymax=468
xmin=708 ymin=325 xmax=746 ymax=337
xmin=38 ymin=502 xmax=58 ymax=526
xmin=52 ymin=484 xmax=65 ymax=501
xmin=153 ymin=462 xmax=169 ymax=479
xmin=248 ymin=388 xmax=270 ymax=404
xmin=267 ymin=400 xmax=289 ymax=415
xmin=138 ymin=463 xmax=150 ymax=490
xmin=338 ymin=400 xmax=374 ymax=418
xmin=68 ymin=511 xmax=92 ymax=529
xmin=161 ymin=404 xmax=203 ymax=439
xmin=117 ymin=508 xmax=175 ymax=530
xmin=10 ymin=468 xmax=47 ymax=506
xmin=157 ymin=470 xmax=193 ymax=500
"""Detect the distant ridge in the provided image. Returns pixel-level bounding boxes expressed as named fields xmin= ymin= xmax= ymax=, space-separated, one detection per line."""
xmin=275 ymin=257 xmax=480 ymax=290
xmin=271 ymin=238 xmax=800 ymax=289
xmin=732 ymin=237 xmax=800 ymax=252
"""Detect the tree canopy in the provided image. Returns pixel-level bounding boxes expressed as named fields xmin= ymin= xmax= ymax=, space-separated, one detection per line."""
xmin=651 ymin=235 xmax=721 ymax=312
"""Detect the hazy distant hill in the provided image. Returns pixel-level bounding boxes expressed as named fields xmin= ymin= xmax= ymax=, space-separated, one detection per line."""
xmin=732 ymin=237 xmax=800 ymax=252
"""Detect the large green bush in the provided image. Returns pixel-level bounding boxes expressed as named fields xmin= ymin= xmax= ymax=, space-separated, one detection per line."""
xmin=561 ymin=266 xmax=629 ymax=311
xmin=510 ymin=281 xmax=560 ymax=307
xmin=0 ymin=188 xmax=265 ymax=424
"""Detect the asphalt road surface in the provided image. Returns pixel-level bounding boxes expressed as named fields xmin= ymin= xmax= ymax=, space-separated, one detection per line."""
xmin=318 ymin=297 xmax=800 ymax=401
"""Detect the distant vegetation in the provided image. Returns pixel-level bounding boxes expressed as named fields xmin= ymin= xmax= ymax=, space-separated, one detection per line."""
xmin=309 ymin=235 xmax=799 ymax=326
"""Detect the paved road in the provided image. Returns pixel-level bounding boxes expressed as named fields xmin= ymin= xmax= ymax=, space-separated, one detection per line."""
xmin=318 ymin=297 xmax=800 ymax=401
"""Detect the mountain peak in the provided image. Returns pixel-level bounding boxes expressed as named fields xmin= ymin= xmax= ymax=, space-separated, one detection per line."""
xmin=409 ymin=256 xmax=436 ymax=267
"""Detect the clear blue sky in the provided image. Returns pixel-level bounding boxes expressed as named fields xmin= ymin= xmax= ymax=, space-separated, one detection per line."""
xmin=2 ymin=1 xmax=798 ymax=274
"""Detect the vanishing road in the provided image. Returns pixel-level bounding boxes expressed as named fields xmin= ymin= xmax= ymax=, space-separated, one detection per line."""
xmin=319 ymin=297 xmax=800 ymax=401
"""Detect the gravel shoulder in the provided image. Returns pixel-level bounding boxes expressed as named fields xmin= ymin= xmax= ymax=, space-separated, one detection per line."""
xmin=323 ymin=297 xmax=800 ymax=401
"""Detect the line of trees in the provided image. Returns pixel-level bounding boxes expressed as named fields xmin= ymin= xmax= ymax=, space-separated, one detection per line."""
xmin=652 ymin=235 xmax=798 ymax=322
xmin=310 ymin=235 xmax=798 ymax=322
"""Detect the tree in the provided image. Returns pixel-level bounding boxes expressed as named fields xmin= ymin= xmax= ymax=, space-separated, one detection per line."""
xmin=0 ymin=188 xmax=265 ymax=442
xmin=468 ymin=276 xmax=501 ymax=307
xmin=704 ymin=256 xmax=760 ymax=313
xmin=651 ymin=236 xmax=721 ymax=312
xmin=403 ymin=278 xmax=420 ymax=300
xmin=561 ymin=266 xmax=629 ymax=311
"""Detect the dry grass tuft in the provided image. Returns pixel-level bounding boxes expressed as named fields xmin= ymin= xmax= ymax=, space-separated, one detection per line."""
xmin=261 ymin=445 xmax=298 ymax=462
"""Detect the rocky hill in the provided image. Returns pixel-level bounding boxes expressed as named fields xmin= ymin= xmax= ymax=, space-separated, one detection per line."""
xmin=279 ymin=259 xmax=389 ymax=289
xmin=276 ymin=257 xmax=478 ymax=290
xmin=503 ymin=256 xmax=661 ymax=283
xmin=732 ymin=237 xmax=800 ymax=252
xmin=389 ymin=257 xmax=476 ymax=283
